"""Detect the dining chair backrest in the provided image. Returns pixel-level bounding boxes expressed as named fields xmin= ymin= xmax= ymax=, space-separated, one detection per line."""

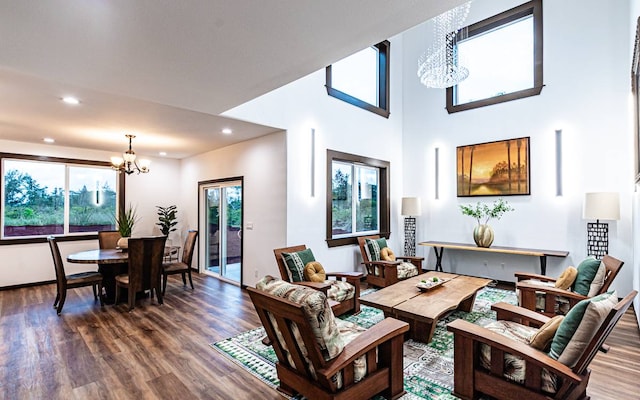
xmin=48 ymin=236 xmax=66 ymax=288
xmin=98 ymin=230 xmax=121 ymax=250
xmin=181 ymin=230 xmax=198 ymax=266
xmin=127 ymin=236 xmax=167 ymax=293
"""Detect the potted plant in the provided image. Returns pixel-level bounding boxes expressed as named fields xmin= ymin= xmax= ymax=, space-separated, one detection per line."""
xmin=156 ymin=205 xmax=178 ymax=243
xmin=115 ymin=204 xmax=138 ymax=250
xmin=459 ymin=198 xmax=514 ymax=247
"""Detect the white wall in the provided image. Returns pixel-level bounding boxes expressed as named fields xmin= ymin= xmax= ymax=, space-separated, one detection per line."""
xmin=224 ymin=37 xmax=407 ymax=280
xmin=0 ymin=139 xmax=181 ymax=286
xmin=179 ymin=131 xmax=287 ymax=288
xmin=401 ymin=0 xmax=635 ymax=298
xmin=631 ymin=0 xmax=640 ymax=321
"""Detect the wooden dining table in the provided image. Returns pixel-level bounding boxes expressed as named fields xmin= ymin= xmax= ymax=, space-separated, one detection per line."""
xmin=67 ymin=249 xmax=129 ymax=304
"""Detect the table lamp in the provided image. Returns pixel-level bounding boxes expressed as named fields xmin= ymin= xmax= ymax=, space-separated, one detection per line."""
xmin=401 ymin=197 xmax=421 ymax=256
xmin=583 ymin=192 xmax=620 ymax=259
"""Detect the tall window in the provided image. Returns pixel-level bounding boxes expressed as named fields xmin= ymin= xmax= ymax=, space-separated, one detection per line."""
xmin=326 ymin=150 xmax=390 ymax=247
xmin=1 ymin=154 xmax=123 ymax=242
xmin=326 ymin=41 xmax=390 ymax=118
xmin=446 ymin=0 xmax=543 ymax=113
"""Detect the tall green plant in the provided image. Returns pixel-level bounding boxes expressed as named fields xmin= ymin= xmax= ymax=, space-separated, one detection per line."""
xmin=156 ymin=205 xmax=178 ymax=236
xmin=115 ymin=204 xmax=138 ymax=237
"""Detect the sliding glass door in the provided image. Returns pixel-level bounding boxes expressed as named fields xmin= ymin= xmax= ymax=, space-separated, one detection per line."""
xmin=200 ymin=179 xmax=242 ymax=284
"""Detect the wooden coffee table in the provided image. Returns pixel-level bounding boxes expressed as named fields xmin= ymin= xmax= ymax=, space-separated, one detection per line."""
xmin=360 ymin=272 xmax=492 ymax=343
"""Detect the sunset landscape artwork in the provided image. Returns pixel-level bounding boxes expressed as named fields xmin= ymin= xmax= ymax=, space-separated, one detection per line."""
xmin=457 ymin=137 xmax=530 ymax=197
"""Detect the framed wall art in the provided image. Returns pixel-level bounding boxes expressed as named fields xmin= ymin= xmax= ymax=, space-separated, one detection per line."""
xmin=457 ymin=137 xmax=530 ymax=197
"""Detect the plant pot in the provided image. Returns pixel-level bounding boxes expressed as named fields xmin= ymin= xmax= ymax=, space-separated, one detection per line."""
xmin=117 ymin=237 xmax=129 ymax=250
xmin=473 ymin=224 xmax=494 ymax=248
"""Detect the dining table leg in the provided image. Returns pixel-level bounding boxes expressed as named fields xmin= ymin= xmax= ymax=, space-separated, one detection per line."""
xmin=98 ymin=262 xmax=127 ymax=304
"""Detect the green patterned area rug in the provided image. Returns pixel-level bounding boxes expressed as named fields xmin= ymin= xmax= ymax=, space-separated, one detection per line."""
xmin=212 ymin=287 xmax=517 ymax=399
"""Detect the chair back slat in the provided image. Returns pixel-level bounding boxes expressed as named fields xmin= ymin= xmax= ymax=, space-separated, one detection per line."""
xmin=573 ymin=290 xmax=637 ymax=375
xmin=273 ymin=245 xmax=307 ymax=282
xmin=48 ymin=236 xmax=66 ymax=289
xmin=181 ymin=230 xmax=199 ymax=266
xmin=599 ymin=255 xmax=624 ymax=294
xmin=98 ymin=230 xmax=121 ymax=250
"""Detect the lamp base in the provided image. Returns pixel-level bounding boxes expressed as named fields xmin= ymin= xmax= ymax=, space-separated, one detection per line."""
xmin=587 ymin=221 xmax=608 ymax=259
xmin=404 ymin=217 xmax=417 ymax=257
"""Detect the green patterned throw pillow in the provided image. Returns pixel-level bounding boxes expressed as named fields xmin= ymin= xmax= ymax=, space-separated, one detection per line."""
xmin=281 ymin=248 xmax=316 ymax=282
xmin=572 ymin=257 xmax=602 ymax=296
xmin=365 ymin=237 xmax=388 ymax=261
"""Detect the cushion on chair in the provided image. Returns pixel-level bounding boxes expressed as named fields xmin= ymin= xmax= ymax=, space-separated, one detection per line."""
xmin=365 ymin=238 xmax=388 ymax=261
xmin=571 ymin=257 xmax=602 ymax=296
xmin=397 ymin=262 xmax=419 ymax=279
xmin=529 ymin=315 xmax=564 ymax=351
xmin=380 ymin=247 xmax=396 ymax=261
xmin=479 ymin=320 xmax=558 ymax=394
xmin=326 ymin=280 xmax=355 ymax=302
xmin=550 ymin=290 xmax=618 ymax=367
xmin=303 ymin=261 xmax=326 ymax=282
xmin=555 ymin=266 xmax=578 ymax=290
xmin=587 ymin=261 xmax=607 ymax=297
xmin=281 ymin=248 xmax=316 ymax=282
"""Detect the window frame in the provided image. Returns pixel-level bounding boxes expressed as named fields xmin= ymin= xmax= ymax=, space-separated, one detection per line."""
xmin=446 ymin=0 xmax=543 ymax=113
xmin=0 ymin=153 xmax=125 ymax=245
xmin=326 ymin=150 xmax=390 ymax=247
xmin=325 ymin=40 xmax=390 ymax=118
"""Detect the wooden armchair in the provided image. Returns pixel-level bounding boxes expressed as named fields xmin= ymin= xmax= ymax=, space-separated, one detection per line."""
xmin=248 ymin=277 xmax=409 ymax=400
xmin=447 ymin=291 xmax=637 ymax=400
xmin=357 ymin=235 xmax=424 ymax=288
xmin=274 ymin=245 xmax=362 ymax=315
xmin=516 ymin=255 xmax=623 ymax=317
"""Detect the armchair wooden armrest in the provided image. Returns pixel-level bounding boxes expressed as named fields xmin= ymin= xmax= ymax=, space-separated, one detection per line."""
xmin=396 ymin=256 xmax=424 ymax=262
xmin=295 ymin=281 xmax=332 ymax=294
xmin=517 ymin=282 xmax=586 ymax=300
xmin=319 ymin=318 xmax=409 ymax=378
xmin=491 ymin=302 xmax=550 ymax=328
xmin=518 ymin=281 xmax=588 ymax=317
xmin=514 ymin=272 xmax=556 ymax=282
xmin=326 ymin=271 xmax=363 ymax=282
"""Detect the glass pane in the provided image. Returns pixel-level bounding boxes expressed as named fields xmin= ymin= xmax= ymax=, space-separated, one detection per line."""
xmin=207 ymin=188 xmax=221 ymax=271
xmin=332 ymin=162 xmax=353 ymax=236
xmin=331 ymin=46 xmax=379 ymax=106
xmin=68 ymin=166 xmax=117 ymax=233
xmin=355 ymin=166 xmax=379 ymax=232
xmin=456 ymin=16 xmax=534 ymax=105
xmin=224 ymin=185 xmax=242 ymax=281
xmin=3 ymin=160 xmax=64 ymax=237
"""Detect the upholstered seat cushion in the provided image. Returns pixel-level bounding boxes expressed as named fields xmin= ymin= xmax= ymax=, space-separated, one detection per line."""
xmin=397 ymin=261 xmax=419 ymax=279
xmin=326 ymin=280 xmax=355 ymax=302
xmin=518 ymin=280 xmax=571 ymax=315
xmin=479 ymin=320 xmax=558 ymax=394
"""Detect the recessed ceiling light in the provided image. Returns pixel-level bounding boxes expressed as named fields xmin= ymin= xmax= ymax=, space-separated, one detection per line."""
xmin=159 ymin=152 xmax=167 ymax=156
xmin=43 ymin=138 xmax=55 ymax=143
xmin=62 ymin=96 xmax=80 ymax=105
xmin=222 ymin=128 xmax=233 ymax=135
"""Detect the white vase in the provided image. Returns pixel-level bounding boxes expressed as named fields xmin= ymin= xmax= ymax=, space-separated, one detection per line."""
xmin=117 ymin=237 xmax=129 ymax=250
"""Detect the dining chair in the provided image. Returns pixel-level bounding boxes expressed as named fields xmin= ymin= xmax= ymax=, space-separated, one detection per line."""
xmin=98 ymin=230 xmax=121 ymax=249
xmin=48 ymin=236 xmax=104 ymax=315
xmin=162 ymin=230 xmax=198 ymax=295
xmin=115 ymin=236 xmax=167 ymax=311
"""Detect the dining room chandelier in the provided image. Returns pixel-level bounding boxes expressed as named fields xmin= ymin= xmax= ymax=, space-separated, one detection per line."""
xmin=417 ymin=1 xmax=472 ymax=89
xmin=110 ymin=134 xmax=150 ymax=175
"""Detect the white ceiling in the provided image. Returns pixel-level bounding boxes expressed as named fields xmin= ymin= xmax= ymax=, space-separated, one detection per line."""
xmin=0 ymin=0 xmax=465 ymax=159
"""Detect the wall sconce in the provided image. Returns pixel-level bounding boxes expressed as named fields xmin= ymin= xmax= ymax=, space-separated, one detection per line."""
xmin=583 ymin=192 xmax=620 ymax=258
xmin=401 ymin=197 xmax=422 ymax=256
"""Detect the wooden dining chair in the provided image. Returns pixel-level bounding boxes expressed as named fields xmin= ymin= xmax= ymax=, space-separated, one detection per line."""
xmin=162 ymin=230 xmax=198 ymax=295
xmin=115 ymin=236 xmax=167 ymax=311
xmin=48 ymin=236 xmax=104 ymax=315
xmin=98 ymin=230 xmax=121 ymax=250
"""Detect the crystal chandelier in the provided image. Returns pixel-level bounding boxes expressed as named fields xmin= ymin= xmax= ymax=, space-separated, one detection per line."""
xmin=110 ymin=134 xmax=150 ymax=175
xmin=417 ymin=1 xmax=472 ymax=89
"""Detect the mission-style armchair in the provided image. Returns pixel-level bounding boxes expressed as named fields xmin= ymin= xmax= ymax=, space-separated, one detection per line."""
xmin=447 ymin=290 xmax=636 ymax=400
xmin=248 ymin=276 xmax=409 ymax=400
xmin=516 ymin=255 xmax=623 ymax=317
xmin=357 ymin=235 xmax=424 ymax=288
xmin=274 ymin=245 xmax=362 ymax=316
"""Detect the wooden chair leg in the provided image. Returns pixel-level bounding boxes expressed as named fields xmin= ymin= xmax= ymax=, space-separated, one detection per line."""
xmin=187 ymin=269 xmax=194 ymax=290
xmin=53 ymin=292 xmax=60 ymax=309
xmin=162 ymin=273 xmax=168 ymax=295
xmin=92 ymin=284 xmax=98 ymax=300
xmin=127 ymin=285 xmax=135 ymax=311
xmin=98 ymin=283 xmax=104 ymax=307
xmin=56 ymin=291 xmax=67 ymax=315
xmin=181 ymin=272 xmax=187 ymax=286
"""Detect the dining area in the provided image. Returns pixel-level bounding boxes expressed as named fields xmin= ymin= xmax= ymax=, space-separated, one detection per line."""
xmin=52 ymin=230 xmax=198 ymax=314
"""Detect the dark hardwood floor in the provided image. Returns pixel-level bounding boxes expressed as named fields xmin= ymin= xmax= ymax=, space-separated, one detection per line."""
xmin=1 ymin=273 xmax=639 ymax=399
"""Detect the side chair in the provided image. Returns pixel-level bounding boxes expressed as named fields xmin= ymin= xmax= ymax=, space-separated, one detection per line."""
xmin=273 ymin=245 xmax=361 ymax=316
xmin=162 ymin=230 xmax=198 ymax=295
xmin=357 ymin=235 xmax=424 ymax=288
xmin=48 ymin=236 xmax=104 ymax=315
xmin=115 ymin=236 xmax=167 ymax=311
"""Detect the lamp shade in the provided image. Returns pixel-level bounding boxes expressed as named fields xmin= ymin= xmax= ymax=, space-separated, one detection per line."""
xmin=401 ymin=197 xmax=422 ymax=216
xmin=583 ymin=192 xmax=620 ymax=221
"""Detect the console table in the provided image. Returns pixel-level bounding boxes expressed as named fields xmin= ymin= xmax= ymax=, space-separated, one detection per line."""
xmin=418 ymin=241 xmax=569 ymax=275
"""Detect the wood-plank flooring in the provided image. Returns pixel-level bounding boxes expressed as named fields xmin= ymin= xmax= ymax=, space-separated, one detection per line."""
xmin=1 ymin=273 xmax=639 ymax=399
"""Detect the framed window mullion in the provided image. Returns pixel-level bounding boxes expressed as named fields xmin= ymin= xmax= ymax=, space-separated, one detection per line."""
xmin=64 ymin=165 xmax=70 ymax=234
